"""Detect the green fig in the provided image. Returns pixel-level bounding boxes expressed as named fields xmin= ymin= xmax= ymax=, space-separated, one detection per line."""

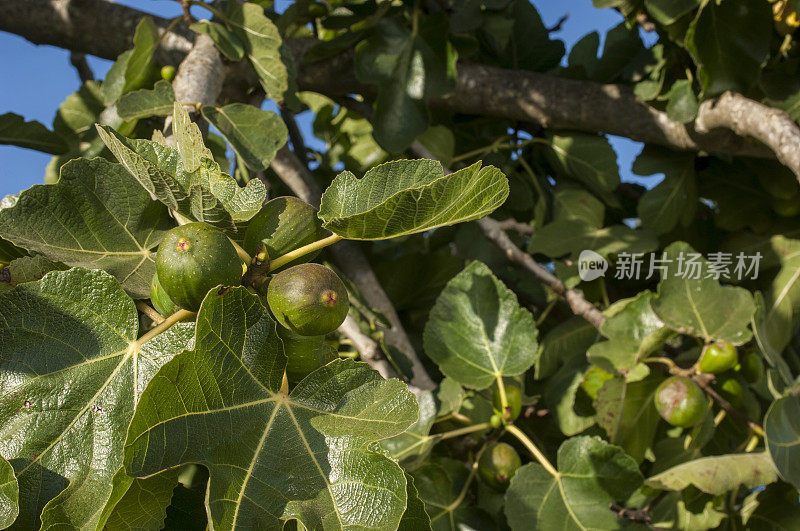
xmin=654 ymin=376 xmax=709 ymax=428
xmin=478 ymin=442 xmax=521 ymax=492
xmin=492 ymin=385 xmax=522 ymax=421
xmin=155 ymin=222 xmax=242 ymax=311
xmin=266 ymin=263 xmax=349 ymax=336
xmin=698 ymin=341 xmax=738 ymax=374
xmin=150 ymin=272 xmax=176 ymax=316
xmin=277 ymin=325 xmax=336 ymax=383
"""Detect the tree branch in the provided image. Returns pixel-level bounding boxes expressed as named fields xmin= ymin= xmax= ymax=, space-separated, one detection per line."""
xmin=410 ymin=141 xmax=607 ymax=329
xmin=338 ymin=315 xmax=395 ymax=380
xmin=696 ymin=91 xmax=800 ymax=182
xmin=0 ymin=0 xmax=783 ymax=162
xmin=69 ymin=51 xmax=93 ymax=82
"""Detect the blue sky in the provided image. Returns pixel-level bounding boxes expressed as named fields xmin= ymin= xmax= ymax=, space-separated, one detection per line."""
xmin=0 ymin=0 xmax=651 ymax=197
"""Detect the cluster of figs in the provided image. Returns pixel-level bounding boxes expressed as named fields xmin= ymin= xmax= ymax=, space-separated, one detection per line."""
xmin=150 ymin=197 xmax=349 ymax=382
xmin=653 ymin=341 xmax=764 ymax=428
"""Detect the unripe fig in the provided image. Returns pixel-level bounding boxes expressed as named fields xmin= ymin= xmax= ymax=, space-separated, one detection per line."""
xmin=490 ymin=414 xmax=503 ymax=428
xmin=243 ymin=197 xmax=327 ymax=272
xmin=160 ymin=65 xmax=176 ymax=82
xmin=266 ymin=263 xmax=349 ymax=336
xmin=478 ymin=442 xmax=521 ymax=492
xmin=492 ymin=385 xmax=522 ymax=421
xmin=654 ymin=376 xmax=709 ymax=428
xmin=698 ymin=341 xmax=738 ymax=374
xmin=155 ymin=222 xmax=242 ymax=311
xmin=150 ymin=272 xmax=176 ymax=316
xmin=277 ymin=325 xmax=336 ymax=383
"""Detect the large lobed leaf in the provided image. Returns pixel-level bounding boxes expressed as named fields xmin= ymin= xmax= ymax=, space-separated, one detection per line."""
xmin=0 ymin=268 xmax=193 ymax=529
xmin=588 ymin=291 xmax=673 ymax=373
xmin=504 ymin=436 xmax=643 ymax=530
xmin=0 ymin=158 xmax=173 ymax=298
xmin=0 ymin=112 xmax=68 ymax=155
xmin=423 ymin=261 xmax=538 ymax=390
xmin=765 ymin=394 xmax=800 ymax=490
xmin=0 ymin=455 xmax=17 ymax=529
xmin=646 ymin=452 xmax=778 ymax=495
xmin=652 ymin=241 xmax=755 ymax=344
xmin=97 ymin=103 xmax=267 ymax=227
xmin=124 ymin=286 xmax=419 ymax=530
xmin=226 ymin=2 xmax=288 ymax=99
xmin=202 ymin=103 xmax=287 ymax=172
xmin=318 ymin=159 xmax=508 ymax=240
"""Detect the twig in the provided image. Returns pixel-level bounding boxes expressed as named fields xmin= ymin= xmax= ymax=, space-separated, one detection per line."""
xmin=69 ymin=52 xmax=94 ymax=82
xmin=688 ymin=372 xmax=765 ymax=437
xmin=337 ymin=315 xmax=395 ymax=380
xmin=494 ymin=218 xmax=534 ymax=235
xmin=280 ymin=104 xmax=308 ymax=162
xmin=410 ymin=140 xmax=607 ymax=329
xmin=609 ymin=502 xmax=653 ymax=527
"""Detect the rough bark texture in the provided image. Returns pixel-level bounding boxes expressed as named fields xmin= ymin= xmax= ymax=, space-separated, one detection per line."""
xmin=172 ymin=33 xmax=224 ymax=107
xmin=696 ymin=91 xmax=800 ymax=180
xmin=0 ymin=0 xmax=193 ymax=65
xmin=1 ymin=0 xmax=789 ymax=164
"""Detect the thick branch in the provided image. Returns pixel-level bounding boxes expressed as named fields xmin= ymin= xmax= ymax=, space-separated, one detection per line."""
xmin=696 ymin=91 xmax=800 ymax=181
xmin=1 ymin=0 xmax=780 ymax=161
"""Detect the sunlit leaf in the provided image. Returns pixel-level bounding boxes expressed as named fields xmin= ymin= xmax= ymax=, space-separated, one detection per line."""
xmin=0 ymin=268 xmax=193 ymax=529
xmin=319 ymin=159 xmax=508 ymax=240
xmin=646 ymin=452 xmax=777 ymax=495
xmin=423 ymin=262 xmax=538 ymax=390
xmin=0 ymin=158 xmax=173 ymax=298
xmin=124 ymin=287 xmax=418 ymax=530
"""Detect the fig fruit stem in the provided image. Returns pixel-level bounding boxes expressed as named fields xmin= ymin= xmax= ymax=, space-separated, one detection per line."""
xmin=134 ymin=309 xmax=195 ymax=347
xmin=495 ymin=376 xmax=509 ymax=420
xmin=268 ymin=233 xmax=344 ymax=271
xmin=135 ymin=301 xmax=165 ymax=324
xmin=434 ymin=422 xmax=493 ymax=441
xmin=506 ymin=424 xmax=559 ymax=478
xmin=446 ymin=442 xmax=489 ymax=512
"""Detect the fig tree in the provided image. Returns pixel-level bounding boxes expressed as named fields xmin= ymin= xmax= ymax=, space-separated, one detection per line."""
xmin=277 ymin=326 xmax=336 ymax=383
xmin=155 ymin=222 xmax=243 ymax=311
xmin=654 ymin=376 xmax=708 ymax=428
xmin=149 ymin=272 xmax=176 ymax=316
xmin=243 ymin=197 xmax=328 ymax=272
xmin=492 ymin=384 xmax=522 ymax=421
xmin=266 ymin=263 xmax=349 ymax=336
xmin=698 ymin=341 xmax=738 ymax=374
xmin=478 ymin=442 xmax=521 ymax=492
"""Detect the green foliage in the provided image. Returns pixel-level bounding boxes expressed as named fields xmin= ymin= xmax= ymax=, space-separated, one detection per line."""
xmin=5 ymin=0 xmax=800 ymax=527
